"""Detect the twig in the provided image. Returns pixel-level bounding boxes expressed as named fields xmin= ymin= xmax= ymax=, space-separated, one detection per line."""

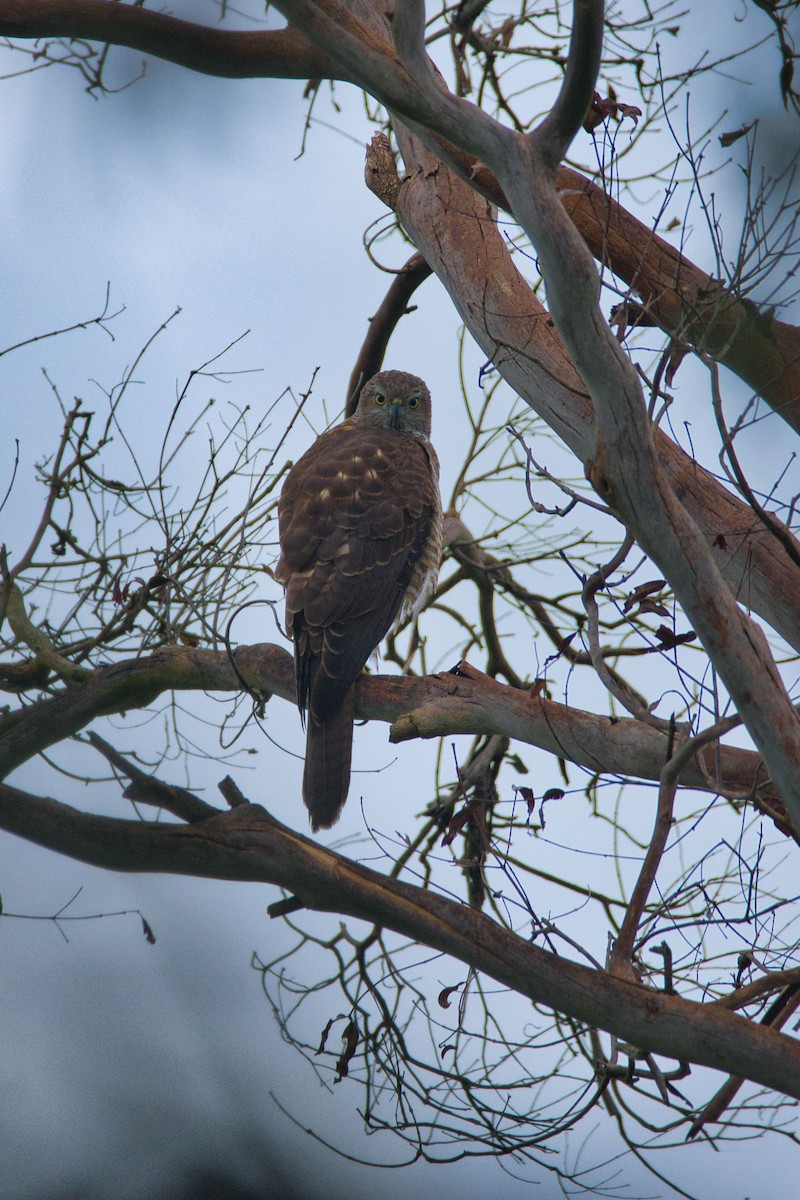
xmin=346 ymin=252 xmax=432 ymax=413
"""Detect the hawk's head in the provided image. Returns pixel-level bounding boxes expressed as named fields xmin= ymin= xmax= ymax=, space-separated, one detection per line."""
xmin=354 ymin=370 xmax=432 ymax=436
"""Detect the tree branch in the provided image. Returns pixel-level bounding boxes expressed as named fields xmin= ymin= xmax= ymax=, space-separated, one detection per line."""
xmin=345 ymin=251 xmax=432 ymax=414
xmin=17 ymin=0 xmax=800 ymax=826
xmin=377 ymin=131 xmax=800 ymax=656
xmin=0 ymin=0 xmax=346 ymax=79
xmin=554 ymin=166 xmax=800 ymax=434
xmin=499 ymin=123 xmax=800 ymax=830
xmin=437 ymin=144 xmax=800 ymax=433
xmin=534 ymin=0 xmax=603 ymax=166
xmin=1 ymin=777 xmax=800 ymax=1102
xmin=84 ymin=730 xmax=219 ymax=822
xmin=1 ymin=645 xmax=783 ymax=832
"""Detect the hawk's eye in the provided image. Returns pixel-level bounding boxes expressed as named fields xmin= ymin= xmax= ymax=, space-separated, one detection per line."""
xmin=373 ymin=392 xmax=386 ymax=405
xmin=408 ymin=396 xmax=420 ymax=409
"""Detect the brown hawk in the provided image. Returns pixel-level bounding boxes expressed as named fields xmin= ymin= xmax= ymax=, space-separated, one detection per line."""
xmin=276 ymin=370 xmax=442 ymax=830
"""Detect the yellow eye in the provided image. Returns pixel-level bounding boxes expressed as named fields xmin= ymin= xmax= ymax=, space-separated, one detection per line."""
xmin=374 ymin=392 xmax=386 ymax=405
xmin=408 ymin=396 xmax=420 ymax=409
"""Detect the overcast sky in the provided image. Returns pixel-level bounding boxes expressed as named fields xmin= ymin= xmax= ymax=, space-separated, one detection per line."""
xmin=2 ymin=4 xmax=799 ymax=1199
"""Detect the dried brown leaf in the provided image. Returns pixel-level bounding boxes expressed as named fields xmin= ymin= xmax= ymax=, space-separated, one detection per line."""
xmin=513 ymin=785 xmax=536 ymax=820
xmin=438 ymin=983 xmax=463 ymax=1009
xmin=719 ymin=122 xmax=755 ymax=147
xmin=334 ymin=1019 xmax=359 ymax=1082
xmin=655 ymin=625 xmax=697 ymax=650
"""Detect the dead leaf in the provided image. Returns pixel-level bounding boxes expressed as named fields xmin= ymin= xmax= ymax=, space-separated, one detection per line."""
xmin=780 ymin=59 xmax=794 ymax=107
xmin=498 ymin=16 xmax=515 ymax=47
xmin=609 ymin=300 xmax=658 ymax=333
xmin=616 ymin=101 xmax=642 ymax=126
xmin=513 ymin=785 xmax=536 ymax=820
xmin=539 ymin=787 xmax=565 ymax=829
xmin=655 ymin=625 xmax=697 ymax=650
xmin=438 ymin=983 xmax=463 ymax=1009
xmin=583 ymin=89 xmax=642 ymax=132
xmin=719 ymin=122 xmax=754 ymax=147
xmin=623 ymin=579 xmax=667 ymax=613
xmin=665 ymin=343 xmax=688 ymax=387
xmin=443 ymin=798 xmax=491 ymax=848
xmin=442 ymin=804 xmax=470 ymax=846
xmin=636 ymin=599 xmax=670 ymax=617
xmin=555 ymin=633 xmax=577 ymax=658
xmin=334 ymin=1020 xmax=359 ymax=1082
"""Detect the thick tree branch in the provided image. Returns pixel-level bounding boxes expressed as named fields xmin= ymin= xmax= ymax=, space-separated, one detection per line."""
xmin=1 ymin=779 xmax=799 ymax=1101
xmin=0 ymin=646 xmax=787 ymax=835
xmin=432 ymin=144 xmax=800 ymax=433
xmin=0 ymin=0 xmax=346 ymax=79
xmin=687 ymin=984 xmax=800 ymax=1139
xmin=554 ymin=166 xmax=800 ymax=434
xmin=499 ymin=157 xmax=800 ymax=829
xmin=376 ymin=132 xmax=800 ymax=656
xmin=0 ymin=642 xmax=293 ymax=780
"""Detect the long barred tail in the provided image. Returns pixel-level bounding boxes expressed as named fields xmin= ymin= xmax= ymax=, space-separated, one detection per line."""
xmin=302 ymin=685 xmax=356 ymax=830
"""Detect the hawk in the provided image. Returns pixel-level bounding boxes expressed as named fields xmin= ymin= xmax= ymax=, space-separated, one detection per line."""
xmin=276 ymin=371 xmax=442 ymax=830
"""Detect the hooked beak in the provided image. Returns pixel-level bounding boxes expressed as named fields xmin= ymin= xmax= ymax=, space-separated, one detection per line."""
xmin=389 ymin=398 xmax=404 ymax=429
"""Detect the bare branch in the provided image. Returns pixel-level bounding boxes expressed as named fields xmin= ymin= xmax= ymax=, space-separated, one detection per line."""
xmin=379 ymin=131 xmax=800 ymax=655
xmin=84 ymin=730 xmax=219 ymax=823
xmin=345 ymin=251 xmax=432 ymax=414
xmin=0 ymin=647 xmax=785 ymax=834
xmin=534 ymin=0 xmax=603 ymax=167
xmin=2 ymin=778 xmax=800 ymax=1102
xmin=0 ymin=0 xmax=345 ymax=80
xmin=687 ymin=984 xmax=800 ymax=1140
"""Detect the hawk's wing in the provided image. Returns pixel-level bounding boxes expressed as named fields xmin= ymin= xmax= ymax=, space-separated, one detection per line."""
xmin=277 ymin=420 xmax=439 ymax=721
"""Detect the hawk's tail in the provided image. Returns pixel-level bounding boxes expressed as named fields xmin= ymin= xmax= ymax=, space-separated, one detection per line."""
xmin=303 ymin=685 xmax=355 ymax=830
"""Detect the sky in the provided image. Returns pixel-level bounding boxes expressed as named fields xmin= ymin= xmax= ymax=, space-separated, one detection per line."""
xmin=1 ymin=3 xmax=799 ymax=1199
